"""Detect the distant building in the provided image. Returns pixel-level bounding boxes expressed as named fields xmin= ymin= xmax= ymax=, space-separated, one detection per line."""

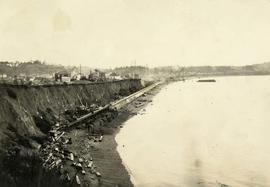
xmin=55 ymin=71 xmax=71 ymax=82
xmin=106 ymin=72 xmax=122 ymax=80
xmin=123 ymin=74 xmax=131 ymax=79
xmin=88 ymin=69 xmax=106 ymax=81
xmin=72 ymin=73 xmax=82 ymax=81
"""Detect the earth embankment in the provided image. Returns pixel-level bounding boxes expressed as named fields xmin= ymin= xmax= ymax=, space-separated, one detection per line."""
xmin=0 ymin=79 xmax=142 ymax=187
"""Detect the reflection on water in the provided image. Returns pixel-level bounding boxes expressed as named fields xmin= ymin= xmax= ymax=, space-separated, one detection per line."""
xmin=116 ymin=76 xmax=270 ymax=187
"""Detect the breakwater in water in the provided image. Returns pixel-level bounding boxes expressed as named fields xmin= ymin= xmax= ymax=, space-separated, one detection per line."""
xmin=0 ymin=79 xmax=143 ymax=187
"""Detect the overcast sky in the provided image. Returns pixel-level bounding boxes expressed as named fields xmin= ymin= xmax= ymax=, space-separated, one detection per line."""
xmin=1 ymin=0 xmax=270 ymax=67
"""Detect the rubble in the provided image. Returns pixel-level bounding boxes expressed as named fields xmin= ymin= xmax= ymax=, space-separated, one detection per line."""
xmin=66 ymin=173 xmax=71 ymax=181
xmin=38 ymin=103 xmax=120 ymax=186
xmin=99 ymin=135 xmax=103 ymax=142
xmin=78 ymin=158 xmax=84 ymax=163
xmin=87 ymin=161 xmax=93 ymax=168
xmin=75 ymin=175 xmax=81 ymax=185
xmin=0 ymin=77 xmax=146 ymax=187
xmin=95 ymin=171 xmax=102 ymax=177
xmin=69 ymin=153 xmax=74 ymax=161
xmin=63 ymin=104 xmax=101 ymax=122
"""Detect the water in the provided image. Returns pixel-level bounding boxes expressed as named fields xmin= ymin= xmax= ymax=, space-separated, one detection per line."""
xmin=116 ymin=76 xmax=270 ymax=187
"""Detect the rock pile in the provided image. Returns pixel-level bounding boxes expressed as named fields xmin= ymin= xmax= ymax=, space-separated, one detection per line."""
xmin=39 ymin=104 xmax=118 ymax=186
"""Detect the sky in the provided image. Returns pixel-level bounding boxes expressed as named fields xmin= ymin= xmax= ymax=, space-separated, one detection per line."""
xmin=1 ymin=0 xmax=270 ymax=68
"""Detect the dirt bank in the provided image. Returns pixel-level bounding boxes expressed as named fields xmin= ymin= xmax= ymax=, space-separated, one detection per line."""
xmin=0 ymin=79 xmax=142 ymax=187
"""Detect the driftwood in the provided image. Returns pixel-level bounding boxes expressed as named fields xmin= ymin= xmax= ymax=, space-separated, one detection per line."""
xmin=75 ymin=175 xmax=81 ymax=185
xmin=55 ymin=132 xmax=65 ymax=141
xmin=42 ymin=153 xmax=53 ymax=167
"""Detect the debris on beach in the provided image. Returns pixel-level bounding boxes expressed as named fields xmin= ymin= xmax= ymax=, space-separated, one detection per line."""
xmin=75 ymin=175 xmax=81 ymax=185
xmin=37 ymin=83 xmax=159 ymax=186
xmin=39 ymin=104 xmax=110 ymax=185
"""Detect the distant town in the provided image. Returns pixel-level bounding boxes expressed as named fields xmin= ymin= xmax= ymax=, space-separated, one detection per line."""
xmin=0 ymin=60 xmax=143 ymax=86
xmin=1 ymin=60 xmax=270 ymax=86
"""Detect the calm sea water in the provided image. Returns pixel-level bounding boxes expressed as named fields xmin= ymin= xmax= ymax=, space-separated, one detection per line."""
xmin=116 ymin=76 xmax=270 ymax=187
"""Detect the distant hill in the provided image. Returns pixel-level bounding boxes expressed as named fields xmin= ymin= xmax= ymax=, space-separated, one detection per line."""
xmin=108 ymin=62 xmax=270 ymax=81
xmin=1 ymin=61 xmax=270 ymax=80
xmin=180 ymin=62 xmax=270 ymax=76
xmin=0 ymin=61 xmax=79 ymax=77
xmin=251 ymin=62 xmax=270 ymax=72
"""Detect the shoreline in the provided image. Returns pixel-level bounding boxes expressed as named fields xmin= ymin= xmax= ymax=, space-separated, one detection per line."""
xmin=94 ymin=83 xmax=164 ymax=186
xmin=58 ymin=83 xmax=165 ymax=187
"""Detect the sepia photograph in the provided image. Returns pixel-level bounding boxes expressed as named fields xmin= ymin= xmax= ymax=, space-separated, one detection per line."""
xmin=0 ymin=0 xmax=270 ymax=187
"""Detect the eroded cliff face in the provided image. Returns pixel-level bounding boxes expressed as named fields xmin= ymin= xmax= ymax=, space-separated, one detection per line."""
xmin=0 ymin=79 xmax=142 ymax=187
